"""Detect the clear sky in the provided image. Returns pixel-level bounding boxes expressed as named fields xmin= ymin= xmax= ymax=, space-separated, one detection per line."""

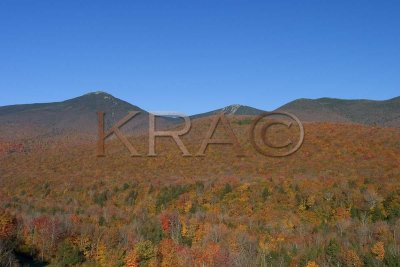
xmin=0 ymin=1 xmax=399 ymax=114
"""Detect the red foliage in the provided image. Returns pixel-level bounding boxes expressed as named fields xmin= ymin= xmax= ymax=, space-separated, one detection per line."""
xmin=160 ymin=212 xmax=170 ymax=233
xmin=201 ymin=243 xmax=230 ymax=267
xmin=70 ymin=214 xmax=81 ymax=224
xmin=0 ymin=142 xmax=25 ymax=154
xmin=0 ymin=211 xmax=17 ymax=239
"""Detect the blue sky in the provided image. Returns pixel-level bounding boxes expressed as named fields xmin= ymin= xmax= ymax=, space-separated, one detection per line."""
xmin=0 ymin=1 xmax=399 ymax=114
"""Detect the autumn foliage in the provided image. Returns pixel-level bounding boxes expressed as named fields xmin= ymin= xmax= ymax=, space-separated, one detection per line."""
xmin=0 ymin=120 xmax=400 ymax=266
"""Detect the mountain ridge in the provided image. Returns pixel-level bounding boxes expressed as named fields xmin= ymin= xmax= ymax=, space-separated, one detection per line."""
xmin=276 ymin=96 xmax=400 ymax=127
xmin=0 ymin=92 xmax=399 ymax=142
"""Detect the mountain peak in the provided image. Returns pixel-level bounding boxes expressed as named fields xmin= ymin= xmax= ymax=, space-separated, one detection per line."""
xmin=222 ymin=104 xmax=242 ymax=114
xmin=82 ymin=91 xmax=115 ymax=100
xmin=0 ymin=91 xmax=148 ymax=140
xmin=63 ymin=91 xmax=144 ymax=114
xmin=85 ymin=91 xmax=110 ymax=96
xmin=192 ymin=104 xmax=265 ymax=118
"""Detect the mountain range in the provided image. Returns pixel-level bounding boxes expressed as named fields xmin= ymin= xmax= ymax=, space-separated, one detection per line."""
xmin=0 ymin=91 xmax=399 ymax=141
